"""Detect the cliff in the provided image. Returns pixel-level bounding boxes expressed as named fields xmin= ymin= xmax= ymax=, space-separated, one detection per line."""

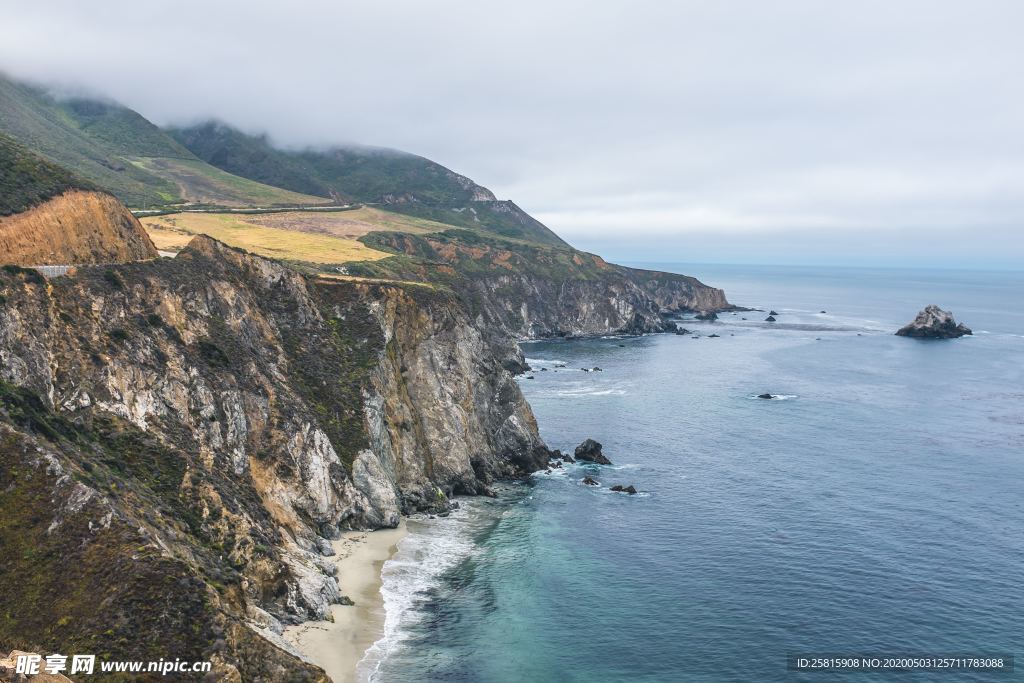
xmin=0 ymin=190 xmax=158 ymax=265
xmin=0 ymin=236 xmax=548 ymax=680
xmin=355 ymin=229 xmax=730 ymax=338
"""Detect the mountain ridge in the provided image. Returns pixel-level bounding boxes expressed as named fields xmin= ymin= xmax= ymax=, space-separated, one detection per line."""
xmin=167 ymin=120 xmax=570 ymax=247
xmin=0 ymin=74 xmax=329 ymax=208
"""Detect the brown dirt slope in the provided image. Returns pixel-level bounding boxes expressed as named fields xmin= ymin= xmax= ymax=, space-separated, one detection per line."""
xmin=0 ymin=190 xmax=157 ymax=265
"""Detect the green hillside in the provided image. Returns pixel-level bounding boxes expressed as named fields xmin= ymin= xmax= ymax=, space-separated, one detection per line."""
xmin=0 ymin=132 xmax=93 ymax=216
xmin=168 ymin=122 xmax=570 ymax=247
xmin=0 ymin=75 xmax=329 ymax=209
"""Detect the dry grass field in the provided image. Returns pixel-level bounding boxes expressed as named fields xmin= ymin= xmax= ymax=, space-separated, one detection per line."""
xmin=141 ymin=212 xmax=394 ymax=265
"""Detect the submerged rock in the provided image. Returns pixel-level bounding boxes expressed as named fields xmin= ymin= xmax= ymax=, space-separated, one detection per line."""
xmin=708 ymin=334 xmax=720 ymax=338
xmin=769 ymin=310 xmax=779 ymax=316
xmin=674 ymin=328 xmax=691 ymax=335
xmin=895 ymin=305 xmax=972 ymax=339
xmin=582 ymin=476 xmax=600 ymax=486
xmin=695 ymin=311 xmax=719 ymax=321
xmin=765 ymin=315 xmax=776 ymax=322
xmin=757 ymin=393 xmax=774 ymax=399
xmin=610 ymin=484 xmax=638 ymax=494
xmin=574 ymin=438 xmax=612 ymax=465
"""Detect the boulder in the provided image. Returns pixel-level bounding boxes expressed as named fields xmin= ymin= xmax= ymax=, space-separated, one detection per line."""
xmin=592 ymin=367 xmax=603 ymax=372
xmin=674 ymin=328 xmax=691 ymax=335
xmin=574 ymin=438 xmax=612 ymax=465
xmin=695 ymin=311 xmax=718 ymax=321
xmin=895 ymin=305 xmax=972 ymax=339
xmin=610 ymin=484 xmax=638 ymax=494
xmin=582 ymin=476 xmax=599 ymax=486
xmin=769 ymin=310 xmax=779 ymax=316
xmin=757 ymin=393 xmax=774 ymax=399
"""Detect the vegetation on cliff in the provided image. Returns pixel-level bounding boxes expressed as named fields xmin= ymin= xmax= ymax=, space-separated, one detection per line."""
xmin=0 ymin=133 xmax=93 ymax=216
xmin=168 ymin=121 xmax=569 ymax=246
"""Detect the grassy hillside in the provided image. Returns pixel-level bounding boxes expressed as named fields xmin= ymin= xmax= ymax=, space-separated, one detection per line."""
xmin=168 ymin=122 xmax=570 ymax=247
xmin=140 ymin=209 xmax=414 ymax=266
xmin=0 ymin=74 xmax=330 ymax=209
xmin=0 ymin=132 xmax=93 ymax=215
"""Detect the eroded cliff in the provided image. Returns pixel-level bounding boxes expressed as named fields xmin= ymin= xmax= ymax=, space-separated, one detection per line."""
xmin=0 ymin=236 xmax=547 ymax=680
xmin=0 ymin=190 xmax=157 ymax=265
xmin=356 ymin=229 xmax=731 ymax=338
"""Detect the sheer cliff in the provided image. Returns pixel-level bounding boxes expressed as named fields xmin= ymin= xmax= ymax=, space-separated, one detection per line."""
xmin=0 ymin=237 xmax=548 ymax=680
xmin=354 ymin=229 xmax=730 ymax=338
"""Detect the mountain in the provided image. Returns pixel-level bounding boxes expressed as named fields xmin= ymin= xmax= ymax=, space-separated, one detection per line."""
xmin=0 ymin=74 xmax=328 ymax=208
xmin=168 ymin=121 xmax=570 ymax=247
xmin=0 ymin=133 xmax=156 ymax=264
xmin=0 ymin=72 xmax=731 ymax=680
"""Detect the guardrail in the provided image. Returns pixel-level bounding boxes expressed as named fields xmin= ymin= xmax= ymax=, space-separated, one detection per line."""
xmin=29 ymin=265 xmax=74 ymax=278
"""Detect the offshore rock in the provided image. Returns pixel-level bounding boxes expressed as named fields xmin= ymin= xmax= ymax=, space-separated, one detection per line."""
xmin=895 ymin=305 xmax=972 ymax=339
xmin=574 ymin=438 xmax=612 ymax=465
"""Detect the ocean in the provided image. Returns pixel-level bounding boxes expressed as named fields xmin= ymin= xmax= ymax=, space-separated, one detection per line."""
xmin=363 ymin=264 xmax=1024 ymax=682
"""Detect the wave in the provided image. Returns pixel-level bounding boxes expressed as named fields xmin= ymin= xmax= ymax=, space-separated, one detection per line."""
xmin=524 ymin=357 xmax=566 ymax=366
xmin=360 ymin=506 xmax=481 ymax=681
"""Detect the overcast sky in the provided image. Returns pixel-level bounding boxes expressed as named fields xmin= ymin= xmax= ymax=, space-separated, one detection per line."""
xmin=2 ymin=0 xmax=1023 ymax=267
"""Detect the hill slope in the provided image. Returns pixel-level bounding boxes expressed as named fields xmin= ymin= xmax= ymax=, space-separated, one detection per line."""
xmin=0 ymin=74 xmax=328 ymax=208
xmin=0 ymin=132 xmax=94 ymax=216
xmin=168 ymin=122 xmax=569 ymax=247
xmin=0 ymin=134 xmax=157 ymax=265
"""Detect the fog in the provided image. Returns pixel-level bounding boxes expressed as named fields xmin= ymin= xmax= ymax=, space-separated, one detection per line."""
xmin=2 ymin=0 xmax=1022 ymax=267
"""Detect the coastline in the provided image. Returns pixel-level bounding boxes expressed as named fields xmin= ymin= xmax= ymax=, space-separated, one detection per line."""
xmin=284 ymin=520 xmax=408 ymax=683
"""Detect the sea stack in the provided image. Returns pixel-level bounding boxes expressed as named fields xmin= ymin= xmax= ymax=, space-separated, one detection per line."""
xmin=895 ymin=305 xmax=972 ymax=339
xmin=574 ymin=438 xmax=613 ymax=465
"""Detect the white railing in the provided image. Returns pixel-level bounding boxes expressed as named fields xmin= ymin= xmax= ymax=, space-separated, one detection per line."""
xmin=28 ymin=265 xmax=74 ymax=278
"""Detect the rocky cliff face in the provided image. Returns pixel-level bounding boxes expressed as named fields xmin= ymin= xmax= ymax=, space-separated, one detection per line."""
xmin=357 ymin=230 xmax=731 ymax=339
xmin=0 ymin=190 xmax=157 ymax=265
xmin=0 ymin=236 xmax=548 ymax=679
xmin=468 ymin=265 xmax=730 ymax=338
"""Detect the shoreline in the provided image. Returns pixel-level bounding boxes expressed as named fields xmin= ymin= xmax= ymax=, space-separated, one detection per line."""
xmin=284 ymin=520 xmax=408 ymax=683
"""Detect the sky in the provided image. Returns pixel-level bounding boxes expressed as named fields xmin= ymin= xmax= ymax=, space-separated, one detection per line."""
xmin=2 ymin=0 xmax=1023 ymax=268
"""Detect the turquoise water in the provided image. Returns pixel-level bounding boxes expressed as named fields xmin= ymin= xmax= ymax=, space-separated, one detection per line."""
xmin=368 ymin=265 xmax=1024 ymax=682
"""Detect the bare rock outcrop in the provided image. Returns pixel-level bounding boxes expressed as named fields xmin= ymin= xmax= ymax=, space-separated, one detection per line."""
xmin=895 ymin=305 xmax=972 ymax=339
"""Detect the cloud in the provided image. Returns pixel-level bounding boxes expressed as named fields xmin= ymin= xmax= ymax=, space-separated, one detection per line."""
xmin=2 ymin=0 xmax=1022 ymax=265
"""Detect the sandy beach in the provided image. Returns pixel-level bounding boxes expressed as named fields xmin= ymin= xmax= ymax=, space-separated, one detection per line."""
xmin=284 ymin=520 xmax=408 ymax=683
